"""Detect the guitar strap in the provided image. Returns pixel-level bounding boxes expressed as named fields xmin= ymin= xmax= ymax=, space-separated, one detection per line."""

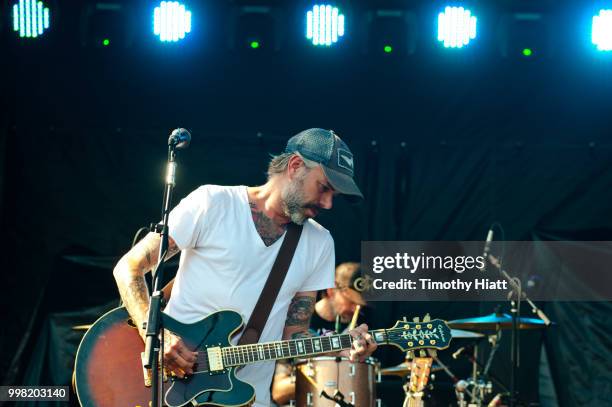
xmin=238 ymin=222 xmax=303 ymax=345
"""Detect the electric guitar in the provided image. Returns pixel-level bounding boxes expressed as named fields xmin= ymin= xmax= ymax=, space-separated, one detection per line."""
xmin=74 ymin=307 xmax=452 ymax=407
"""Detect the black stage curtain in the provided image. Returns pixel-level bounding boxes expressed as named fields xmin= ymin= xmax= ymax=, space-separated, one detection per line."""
xmin=4 ymin=7 xmax=612 ymax=401
xmin=2 ymin=126 xmax=611 ymax=406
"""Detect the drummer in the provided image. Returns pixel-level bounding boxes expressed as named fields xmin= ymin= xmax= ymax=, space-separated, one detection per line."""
xmin=271 ymin=262 xmax=369 ymax=406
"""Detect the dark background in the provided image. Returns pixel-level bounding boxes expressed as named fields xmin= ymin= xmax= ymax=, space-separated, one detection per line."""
xmin=2 ymin=1 xmax=612 ymax=406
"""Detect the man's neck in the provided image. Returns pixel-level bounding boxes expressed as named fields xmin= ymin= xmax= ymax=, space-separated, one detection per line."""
xmin=247 ymin=180 xmax=290 ymax=246
xmin=247 ymin=179 xmax=289 ymax=226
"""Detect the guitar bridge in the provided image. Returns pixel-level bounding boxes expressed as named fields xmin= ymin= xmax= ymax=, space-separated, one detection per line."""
xmin=206 ymin=347 xmax=224 ymax=372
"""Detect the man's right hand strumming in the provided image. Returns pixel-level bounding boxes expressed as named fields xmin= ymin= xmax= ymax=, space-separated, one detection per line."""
xmin=163 ymin=331 xmax=198 ymax=378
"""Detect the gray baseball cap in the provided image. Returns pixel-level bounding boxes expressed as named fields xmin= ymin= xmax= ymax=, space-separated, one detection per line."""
xmin=285 ymin=128 xmax=363 ymax=201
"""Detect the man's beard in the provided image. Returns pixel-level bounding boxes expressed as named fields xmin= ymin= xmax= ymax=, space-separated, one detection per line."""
xmin=281 ymin=169 xmax=315 ymax=225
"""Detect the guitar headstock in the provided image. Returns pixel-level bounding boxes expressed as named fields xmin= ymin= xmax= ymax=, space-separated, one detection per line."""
xmin=386 ymin=318 xmax=452 ymax=352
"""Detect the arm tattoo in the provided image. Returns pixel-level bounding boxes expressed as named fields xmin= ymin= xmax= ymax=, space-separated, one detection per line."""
xmin=114 ymin=233 xmax=181 ymax=337
xmin=249 ymin=201 xmax=286 ymax=246
xmin=285 ymin=295 xmax=315 ymax=328
xmin=116 ymin=272 xmax=150 ymax=335
xmin=133 ymin=233 xmax=180 ymax=273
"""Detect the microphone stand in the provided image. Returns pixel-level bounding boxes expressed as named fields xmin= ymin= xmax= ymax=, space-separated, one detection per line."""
xmin=142 ymin=129 xmax=190 ymax=407
xmin=487 ymin=254 xmax=551 ymax=407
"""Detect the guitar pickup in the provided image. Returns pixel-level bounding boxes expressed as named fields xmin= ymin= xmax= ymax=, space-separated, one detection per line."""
xmin=206 ymin=347 xmax=224 ymax=372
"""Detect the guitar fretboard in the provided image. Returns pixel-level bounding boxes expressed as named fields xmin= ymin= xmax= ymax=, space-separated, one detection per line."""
xmin=221 ymin=330 xmax=387 ymax=367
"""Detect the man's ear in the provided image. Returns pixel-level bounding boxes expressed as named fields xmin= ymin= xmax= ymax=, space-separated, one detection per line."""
xmin=286 ymin=154 xmax=304 ymax=178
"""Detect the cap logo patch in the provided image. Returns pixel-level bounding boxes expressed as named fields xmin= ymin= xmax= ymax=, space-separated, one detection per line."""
xmin=337 ymin=149 xmax=354 ymax=172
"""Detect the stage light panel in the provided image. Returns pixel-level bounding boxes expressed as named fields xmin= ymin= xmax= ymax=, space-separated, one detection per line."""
xmin=153 ymin=1 xmax=192 ymax=43
xmin=81 ymin=3 xmax=137 ymax=48
xmin=12 ymin=0 xmax=51 ymax=38
xmin=306 ymin=4 xmax=345 ymax=46
xmin=232 ymin=6 xmax=277 ymax=52
xmin=366 ymin=9 xmax=416 ymax=56
xmin=498 ymin=13 xmax=550 ymax=59
xmin=437 ymin=6 xmax=477 ymax=48
xmin=592 ymin=9 xmax=612 ymax=51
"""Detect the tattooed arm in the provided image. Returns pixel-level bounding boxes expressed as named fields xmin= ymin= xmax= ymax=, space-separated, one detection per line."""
xmin=282 ymin=291 xmax=317 ymax=340
xmin=271 ymin=292 xmax=316 ymax=405
xmin=113 ymin=232 xmax=197 ymax=378
xmin=280 ymin=291 xmax=377 ymax=364
xmin=112 ymin=232 xmax=180 ymax=342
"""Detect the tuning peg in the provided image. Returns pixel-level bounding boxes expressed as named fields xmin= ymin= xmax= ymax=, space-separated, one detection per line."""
xmin=413 ymin=316 xmax=420 ymax=323
xmin=423 ymin=314 xmax=431 ymax=322
xmin=419 ymin=350 xmax=427 ymax=357
xmin=406 ymin=350 xmax=415 ymax=360
xmin=427 ymin=349 xmax=437 ymax=357
xmin=402 ymin=316 xmax=408 ymax=322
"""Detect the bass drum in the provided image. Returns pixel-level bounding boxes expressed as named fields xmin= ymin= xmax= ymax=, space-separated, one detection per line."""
xmin=295 ymin=356 xmax=381 ymax=407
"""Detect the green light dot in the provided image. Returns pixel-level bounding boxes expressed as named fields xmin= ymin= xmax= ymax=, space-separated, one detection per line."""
xmin=522 ymin=48 xmax=532 ymax=56
xmin=102 ymin=38 xmax=110 ymax=46
xmin=384 ymin=45 xmax=393 ymax=53
xmin=250 ymin=41 xmax=260 ymax=49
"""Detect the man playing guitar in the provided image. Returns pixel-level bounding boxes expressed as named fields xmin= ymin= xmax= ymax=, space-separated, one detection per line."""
xmin=113 ymin=128 xmax=377 ymax=406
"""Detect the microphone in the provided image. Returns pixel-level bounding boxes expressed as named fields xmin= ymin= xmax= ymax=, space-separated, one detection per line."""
xmin=479 ymin=227 xmax=494 ymax=271
xmin=168 ymin=128 xmax=191 ymax=150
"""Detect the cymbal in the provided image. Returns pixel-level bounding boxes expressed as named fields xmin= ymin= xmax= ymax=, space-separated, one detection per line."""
xmin=451 ymin=329 xmax=485 ymax=339
xmin=380 ymin=362 xmax=442 ymax=377
xmin=449 ymin=312 xmax=550 ymax=331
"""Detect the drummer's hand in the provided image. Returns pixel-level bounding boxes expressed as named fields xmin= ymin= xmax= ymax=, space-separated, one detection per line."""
xmin=163 ymin=330 xmax=198 ymax=378
xmin=346 ymin=324 xmax=377 ymax=362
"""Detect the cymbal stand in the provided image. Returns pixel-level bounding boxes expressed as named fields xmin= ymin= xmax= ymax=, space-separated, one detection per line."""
xmin=470 ymin=344 xmax=478 ymax=404
xmin=483 ymin=330 xmax=501 ymax=379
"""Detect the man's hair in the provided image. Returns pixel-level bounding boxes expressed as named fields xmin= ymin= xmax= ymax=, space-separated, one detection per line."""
xmin=267 ymin=152 xmax=319 ymax=180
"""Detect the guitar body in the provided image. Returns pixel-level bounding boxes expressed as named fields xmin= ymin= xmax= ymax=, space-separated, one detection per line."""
xmin=74 ymin=307 xmax=255 ymax=407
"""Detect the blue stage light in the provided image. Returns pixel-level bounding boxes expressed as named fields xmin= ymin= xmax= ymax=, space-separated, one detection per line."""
xmin=12 ymin=0 xmax=50 ymax=38
xmin=306 ymin=4 xmax=345 ymax=46
xmin=437 ymin=6 xmax=477 ymax=48
xmin=592 ymin=9 xmax=612 ymax=51
xmin=153 ymin=1 xmax=192 ymax=42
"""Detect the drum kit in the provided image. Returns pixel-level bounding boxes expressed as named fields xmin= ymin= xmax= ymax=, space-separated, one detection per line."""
xmin=287 ymin=312 xmax=551 ymax=407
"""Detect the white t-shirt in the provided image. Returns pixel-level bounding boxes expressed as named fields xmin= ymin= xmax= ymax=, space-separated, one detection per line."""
xmin=164 ymin=185 xmax=335 ymax=406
